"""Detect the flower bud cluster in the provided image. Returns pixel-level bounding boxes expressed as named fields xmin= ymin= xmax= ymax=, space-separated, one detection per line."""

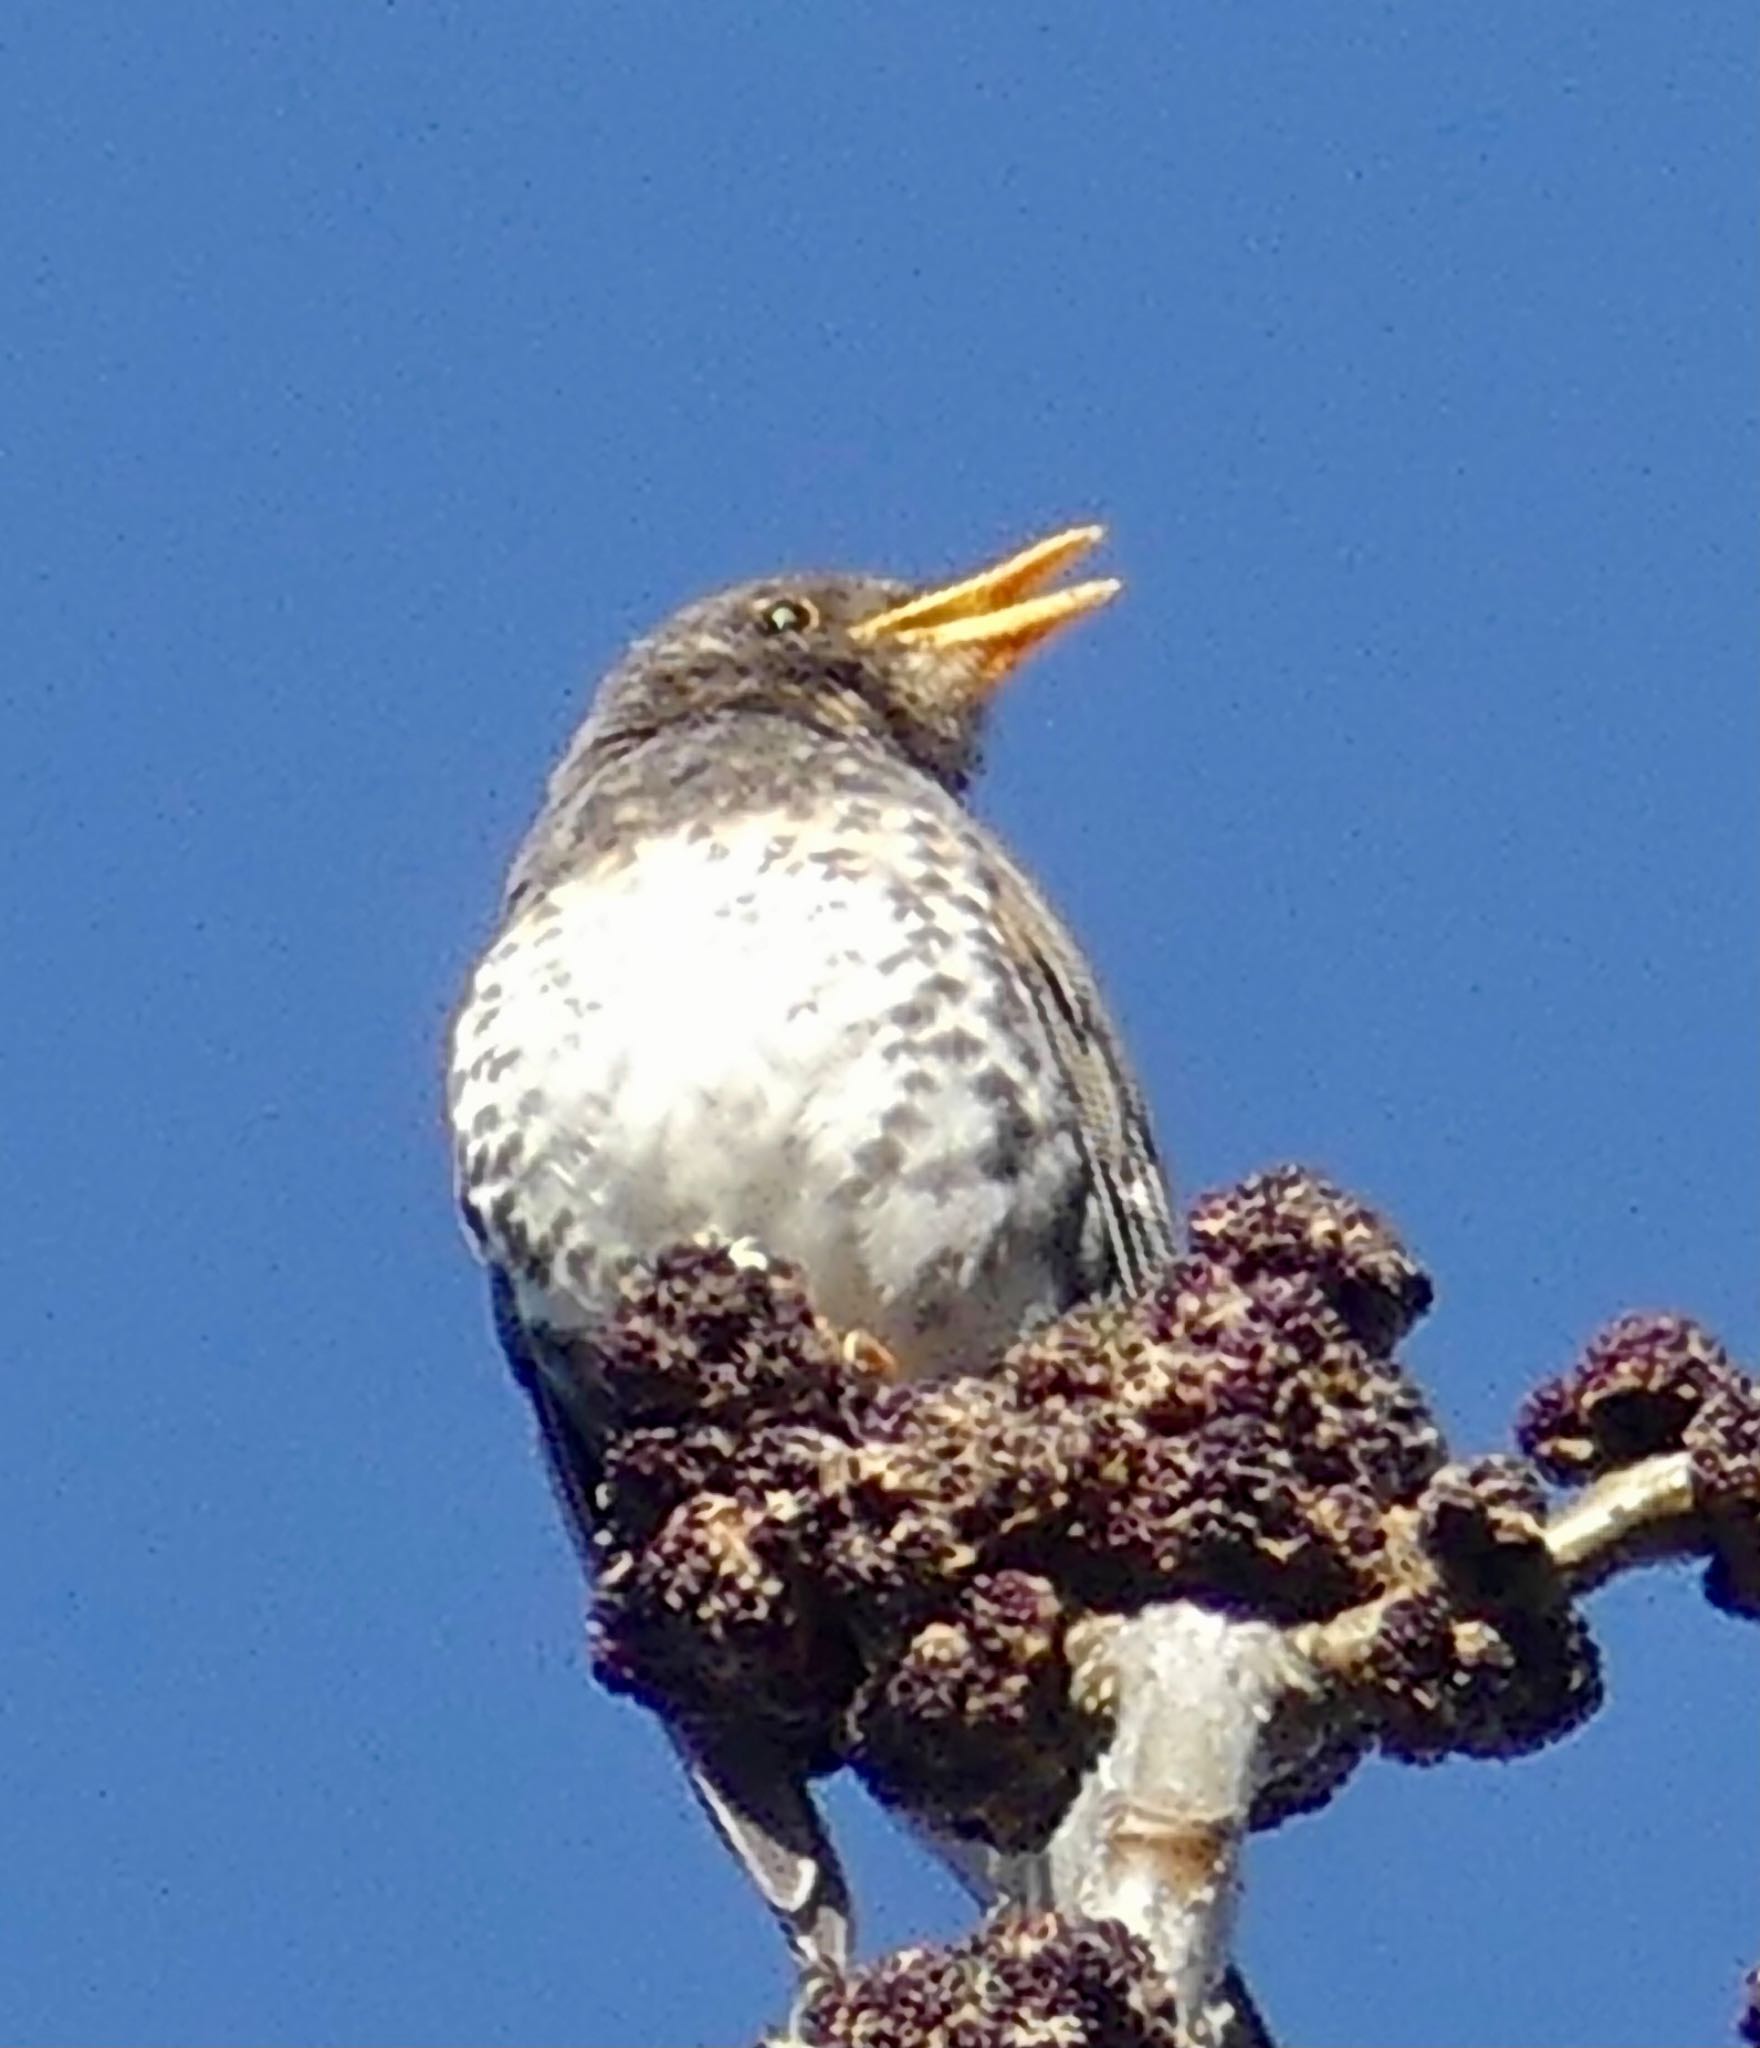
xmin=585 ymin=1170 xmax=1452 ymax=1845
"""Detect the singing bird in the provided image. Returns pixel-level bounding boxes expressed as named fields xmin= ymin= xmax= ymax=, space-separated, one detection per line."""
xmin=447 ymin=525 xmax=1175 ymax=1983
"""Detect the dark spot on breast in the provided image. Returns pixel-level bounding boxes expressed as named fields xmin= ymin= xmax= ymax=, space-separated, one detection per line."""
xmin=888 ymin=998 xmax=934 ymax=1031
xmin=881 ymin=1102 xmax=932 ymax=1141
xmin=977 ymin=1105 xmax=1035 ymax=1181
xmin=920 ymin=971 xmax=970 ymax=1004
xmin=926 ymin=1027 xmax=986 ymax=1065
xmin=808 ymin=846 xmax=867 ymax=879
xmin=906 ymin=1158 xmax=966 ymax=1201
xmin=471 ymin=1105 xmax=502 ymax=1137
xmin=980 ymin=980 xmax=1031 ymax=1026
xmin=517 ymin=1088 xmax=546 ymax=1118
xmin=852 ymin=1135 xmax=906 ymax=1181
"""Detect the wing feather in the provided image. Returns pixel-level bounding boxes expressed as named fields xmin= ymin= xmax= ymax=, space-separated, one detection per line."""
xmin=490 ymin=1275 xmax=853 ymax=1980
xmin=988 ymin=852 xmax=1177 ymax=1298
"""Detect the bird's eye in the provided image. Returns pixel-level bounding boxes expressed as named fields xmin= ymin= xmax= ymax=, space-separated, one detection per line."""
xmin=756 ymin=595 xmax=818 ymax=636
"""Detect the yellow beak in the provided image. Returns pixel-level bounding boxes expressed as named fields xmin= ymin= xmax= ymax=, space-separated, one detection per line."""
xmin=852 ymin=524 xmax=1120 ymax=692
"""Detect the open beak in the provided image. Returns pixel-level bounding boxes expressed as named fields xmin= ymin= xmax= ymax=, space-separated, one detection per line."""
xmin=851 ymin=524 xmax=1120 ymax=693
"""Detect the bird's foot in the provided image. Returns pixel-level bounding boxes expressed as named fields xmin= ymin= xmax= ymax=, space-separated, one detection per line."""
xmin=841 ymin=1328 xmax=901 ymax=1381
xmin=717 ymin=1233 xmax=775 ymax=1272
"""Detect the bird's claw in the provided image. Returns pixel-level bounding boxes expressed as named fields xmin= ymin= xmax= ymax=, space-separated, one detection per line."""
xmin=841 ymin=1327 xmax=901 ymax=1380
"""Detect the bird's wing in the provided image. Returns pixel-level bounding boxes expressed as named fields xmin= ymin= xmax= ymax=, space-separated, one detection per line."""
xmin=659 ymin=1718 xmax=851 ymax=1987
xmin=987 ymin=851 xmax=1177 ymax=1298
xmin=491 ymin=1277 xmax=853 ymax=1985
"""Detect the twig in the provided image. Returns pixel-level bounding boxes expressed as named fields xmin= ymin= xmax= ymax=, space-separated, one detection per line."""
xmin=1293 ymin=1450 xmax=1702 ymax=1678
xmin=1544 ymin=1450 xmax=1700 ymax=1586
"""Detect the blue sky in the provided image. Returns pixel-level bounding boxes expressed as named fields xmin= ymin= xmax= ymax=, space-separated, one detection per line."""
xmin=5 ymin=6 xmax=1755 ymax=2044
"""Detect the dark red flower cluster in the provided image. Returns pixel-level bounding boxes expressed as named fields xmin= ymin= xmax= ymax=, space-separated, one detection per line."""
xmin=583 ymin=1170 xmax=1457 ymax=1849
xmin=572 ymin=1187 xmax=1760 ymax=2038
xmin=1351 ymin=1457 xmax=1601 ymax=1762
xmin=784 ymin=1908 xmax=1186 ymax=2048
xmin=1519 ymin=1309 xmax=1760 ymax=1618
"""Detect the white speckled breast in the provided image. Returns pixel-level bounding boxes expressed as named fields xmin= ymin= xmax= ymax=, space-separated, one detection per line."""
xmin=448 ymin=805 xmax=1087 ymax=1378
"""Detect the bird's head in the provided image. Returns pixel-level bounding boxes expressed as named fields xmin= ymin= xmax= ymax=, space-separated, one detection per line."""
xmin=578 ymin=525 xmax=1121 ymax=794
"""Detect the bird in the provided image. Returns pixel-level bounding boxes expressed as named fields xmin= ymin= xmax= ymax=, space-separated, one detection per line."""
xmin=446 ymin=523 xmax=1176 ymax=1993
